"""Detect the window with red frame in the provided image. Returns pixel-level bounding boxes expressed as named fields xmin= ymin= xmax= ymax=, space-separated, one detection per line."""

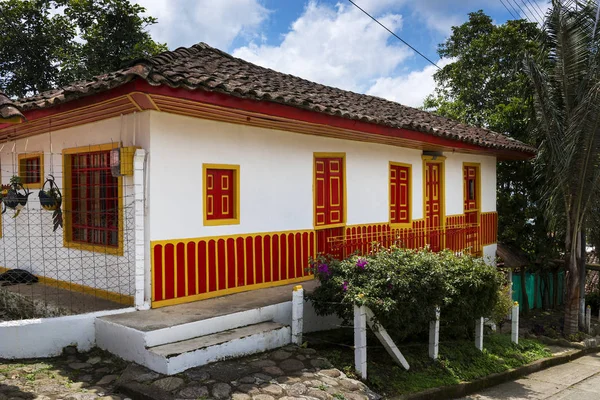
xmin=68 ymin=150 xmax=119 ymax=247
xmin=18 ymin=154 xmax=43 ymax=188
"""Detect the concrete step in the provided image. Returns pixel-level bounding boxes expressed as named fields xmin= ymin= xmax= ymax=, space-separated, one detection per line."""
xmin=97 ymin=281 xmax=320 ymax=347
xmin=148 ymin=322 xmax=291 ymax=375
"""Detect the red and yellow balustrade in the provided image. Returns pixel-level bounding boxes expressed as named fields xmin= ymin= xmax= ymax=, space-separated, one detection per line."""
xmin=151 ymin=212 xmax=497 ymax=307
xmin=151 ymin=230 xmax=316 ymax=307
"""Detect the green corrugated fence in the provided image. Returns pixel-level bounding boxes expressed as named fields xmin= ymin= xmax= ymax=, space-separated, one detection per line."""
xmin=512 ymin=270 xmax=564 ymax=309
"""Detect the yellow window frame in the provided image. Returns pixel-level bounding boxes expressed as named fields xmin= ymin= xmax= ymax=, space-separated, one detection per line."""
xmin=463 ymin=162 xmax=482 ymax=225
xmin=18 ymin=152 xmax=44 ymax=189
xmin=389 ymin=161 xmax=412 ymax=228
xmin=202 ymin=164 xmax=241 ymax=226
xmin=62 ymin=143 xmax=124 ymax=256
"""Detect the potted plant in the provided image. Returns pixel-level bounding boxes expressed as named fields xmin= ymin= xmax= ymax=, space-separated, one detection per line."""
xmin=2 ymin=176 xmax=31 ymax=218
xmin=38 ymin=175 xmax=62 ymax=231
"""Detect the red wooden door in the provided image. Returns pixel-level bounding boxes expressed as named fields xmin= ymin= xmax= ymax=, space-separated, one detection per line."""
xmin=463 ymin=165 xmax=479 ymax=252
xmin=315 ymin=157 xmax=344 ymax=255
xmin=425 ymin=162 xmax=443 ymax=251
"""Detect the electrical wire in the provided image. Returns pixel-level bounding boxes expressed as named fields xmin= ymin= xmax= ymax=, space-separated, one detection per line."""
xmin=522 ymin=0 xmax=545 ymax=21
xmin=500 ymin=0 xmax=519 ymax=19
xmin=346 ymin=0 xmax=441 ymax=70
xmin=507 ymin=0 xmax=536 ymax=24
xmin=520 ymin=0 xmax=543 ymax=23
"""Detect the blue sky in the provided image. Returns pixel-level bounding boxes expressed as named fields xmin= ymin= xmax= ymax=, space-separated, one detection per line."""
xmin=135 ymin=0 xmax=548 ymax=107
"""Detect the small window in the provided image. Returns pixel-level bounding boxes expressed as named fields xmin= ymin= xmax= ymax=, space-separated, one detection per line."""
xmin=463 ymin=164 xmax=480 ymax=213
xmin=390 ymin=163 xmax=411 ymax=225
xmin=63 ymin=144 xmax=123 ymax=255
xmin=18 ymin=153 xmax=44 ymax=189
xmin=203 ymin=164 xmax=240 ymax=226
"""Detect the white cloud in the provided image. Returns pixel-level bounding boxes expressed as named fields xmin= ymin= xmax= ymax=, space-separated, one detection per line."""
xmin=134 ymin=0 xmax=269 ymax=50
xmin=232 ymin=1 xmax=412 ymax=93
xmin=366 ymin=58 xmax=453 ymax=108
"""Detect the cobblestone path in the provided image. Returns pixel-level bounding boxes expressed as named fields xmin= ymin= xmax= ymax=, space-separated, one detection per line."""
xmin=0 ymin=345 xmax=380 ymax=400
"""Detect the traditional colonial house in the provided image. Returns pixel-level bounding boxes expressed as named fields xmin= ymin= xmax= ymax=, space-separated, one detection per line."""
xmin=0 ymin=43 xmax=535 ymax=371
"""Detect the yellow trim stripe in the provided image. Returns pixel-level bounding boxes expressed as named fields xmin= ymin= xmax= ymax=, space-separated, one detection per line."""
xmin=152 ymin=275 xmax=313 ymax=308
xmin=0 ymin=266 xmax=133 ymax=305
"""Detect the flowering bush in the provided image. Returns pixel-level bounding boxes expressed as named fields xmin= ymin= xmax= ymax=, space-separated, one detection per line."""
xmin=308 ymin=246 xmax=504 ymax=340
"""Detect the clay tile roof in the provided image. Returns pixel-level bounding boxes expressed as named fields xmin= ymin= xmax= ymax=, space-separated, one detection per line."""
xmin=0 ymin=92 xmax=25 ymax=123
xmin=13 ymin=43 xmax=536 ymax=155
xmin=496 ymin=243 xmax=530 ymax=268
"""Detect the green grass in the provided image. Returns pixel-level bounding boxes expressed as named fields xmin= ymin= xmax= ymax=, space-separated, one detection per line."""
xmin=307 ymin=331 xmax=552 ymax=398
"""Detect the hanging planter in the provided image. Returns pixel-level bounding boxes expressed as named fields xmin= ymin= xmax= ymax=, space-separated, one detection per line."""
xmin=38 ymin=175 xmax=63 ymax=231
xmin=1 ymin=176 xmax=31 ymax=218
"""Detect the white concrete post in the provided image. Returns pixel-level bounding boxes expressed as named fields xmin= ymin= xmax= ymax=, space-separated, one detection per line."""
xmin=133 ymin=149 xmax=149 ymax=310
xmin=475 ymin=317 xmax=484 ymax=351
xmin=511 ymin=302 xmax=519 ymax=344
xmin=354 ymin=305 xmax=367 ymax=380
xmin=586 ymin=305 xmax=591 ymax=334
xmin=364 ymin=308 xmax=410 ymax=370
xmin=291 ymin=285 xmax=304 ymax=345
xmin=429 ymin=307 xmax=440 ymax=360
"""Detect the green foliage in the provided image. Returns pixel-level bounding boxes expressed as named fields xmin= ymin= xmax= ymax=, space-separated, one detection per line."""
xmin=310 ymin=331 xmax=551 ymax=397
xmin=0 ymin=0 xmax=167 ymax=97
xmin=524 ymin=0 xmax=600 ymax=334
xmin=491 ymin=284 xmax=513 ymax=329
xmin=308 ymin=247 xmax=504 ymax=340
xmin=0 ymin=0 xmax=76 ymax=96
xmin=424 ymin=11 xmax=562 ymax=263
xmin=585 ymin=291 xmax=600 ymax=315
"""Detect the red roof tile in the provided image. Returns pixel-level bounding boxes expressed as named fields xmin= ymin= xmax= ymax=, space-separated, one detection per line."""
xmin=11 ymin=43 xmax=535 ymax=155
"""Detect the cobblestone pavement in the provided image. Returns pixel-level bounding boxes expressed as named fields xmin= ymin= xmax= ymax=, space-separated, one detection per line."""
xmin=0 ymin=345 xmax=380 ymax=400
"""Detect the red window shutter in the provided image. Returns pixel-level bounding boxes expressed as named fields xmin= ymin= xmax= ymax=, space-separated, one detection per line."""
xmin=206 ymin=169 xmax=235 ymax=220
xmin=390 ymin=164 xmax=410 ymax=224
xmin=463 ymin=166 xmax=478 ymax=212
xmin=314 ymin=157 xmax=344 ymax=226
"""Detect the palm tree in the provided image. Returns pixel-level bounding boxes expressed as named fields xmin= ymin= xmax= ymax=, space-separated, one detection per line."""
xmin=525 ymin=0 xmax=600 ymax=335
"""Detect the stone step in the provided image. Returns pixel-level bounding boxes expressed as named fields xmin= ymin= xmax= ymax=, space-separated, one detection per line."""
xmin=148 ymin=322 xmax=291 ymax=375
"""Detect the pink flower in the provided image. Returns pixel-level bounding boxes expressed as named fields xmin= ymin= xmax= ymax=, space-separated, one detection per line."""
xmin=342 ymin=281 xmax=349 ymax=292
xmin=356 ymin=258 xmax=368 ymax=269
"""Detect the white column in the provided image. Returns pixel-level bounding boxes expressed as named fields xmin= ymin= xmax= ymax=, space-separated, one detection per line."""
xmin=475 ymin=317 xmax=484 ymax=351
xmin=133 ymin=149 xmax=149 ymax=310
xmin=429 ymin=307 xmax=440 ymax=360
xmin=354 ymin=305 xmax=367 ymax=379
xmin=511 ymin=302 xmax=519 ymax=344
xmin=586 ymin=305 xmax=591 ymax=334
xmin=291 ymin=285 xmax=304 ymax=345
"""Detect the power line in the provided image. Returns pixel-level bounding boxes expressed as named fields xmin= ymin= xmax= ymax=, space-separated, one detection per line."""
xmin=523 ymin=0 xmax=545 ymax=21
xmin=508 ymin=0 xmax=538 ymax=25
xmin=505 ymin=0 xmax=525 ymax=20
xmin=531 ymin=0 xmax=548 ymax=18
xmin=520 ymin=0 xmax=544 ymax=23
xmin=500 ymin=0 xmax=519 ymax=19
xmin=346 ymin=0 xmax=441 ymax=70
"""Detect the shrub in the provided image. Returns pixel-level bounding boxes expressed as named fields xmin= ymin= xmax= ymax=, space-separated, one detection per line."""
xmin=586 ymin=291 xmax=600 ymax=315
xmin=308 ymin=246 xmax=504 ymax=340
xmin=491 ymin=283 xmax=514 ymax=330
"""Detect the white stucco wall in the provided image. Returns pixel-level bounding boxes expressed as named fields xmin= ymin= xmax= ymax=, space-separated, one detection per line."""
xmin=148 ymin=112 xmax=497 ymax=242
xmin=0 ymin=307 xmax=134 ymax=358
xmin=444 ymin=152 xmax=497 ymax=216
xmin=0 ymin=112 xmax=150 ymax=295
